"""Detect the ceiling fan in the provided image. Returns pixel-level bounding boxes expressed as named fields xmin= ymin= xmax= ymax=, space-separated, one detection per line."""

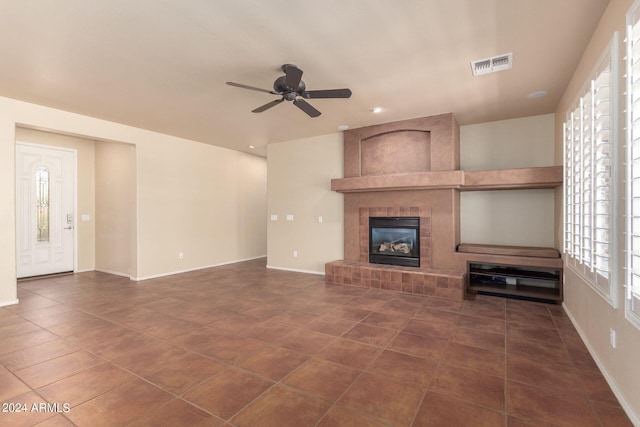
xmin=226 ymin=64 xmax=352 ymax=117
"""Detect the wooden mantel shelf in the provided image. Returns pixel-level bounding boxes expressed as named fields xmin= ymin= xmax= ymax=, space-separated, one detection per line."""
xmin=331 ymin=166 xmax=562 ymax=193
xmin=462 ymin=166 xmax=563 ymax=190
xmin=331 ymin=170 xmax=464 ymax=193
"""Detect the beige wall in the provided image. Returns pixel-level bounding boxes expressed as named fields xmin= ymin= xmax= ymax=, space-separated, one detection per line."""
xmin=460 ymin=189 xmax=555 ymax=247
xmin=14 ymin=128 xmax=97 ymax=272
xmin=0 ymin=115 xmax=17 ymax=306
xmin=460 ymin=114 xmax=556 ymax=247
xmin=267 ymin=133 xmax=344 ymax=274
xmin=555 ymin=0 xmax=640 ymax=422
xmin=460 ymin=114 xmax=556 ymax=170
xmin=95 ymin=140 xmax=136 ymax=277
xmin=0 ymin=96 xmax=267 ymax=306
xmin=136 ymin=138 xmax=267 ymax=279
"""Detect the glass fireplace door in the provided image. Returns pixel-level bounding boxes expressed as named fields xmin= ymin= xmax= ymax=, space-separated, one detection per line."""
xmin=369 ymin=217 xmax=420 ymax=267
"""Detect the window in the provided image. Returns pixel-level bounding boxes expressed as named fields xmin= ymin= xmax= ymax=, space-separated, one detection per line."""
xmin=563 ymin=34 xmax=617 ymax=306
xmin=626 ymin=2 xmax=640 ymax=328
xmin=36 ymin=166 xmax=50 ymax=242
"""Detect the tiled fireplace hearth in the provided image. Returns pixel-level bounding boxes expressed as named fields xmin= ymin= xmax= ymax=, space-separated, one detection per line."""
xmin=324 ymin=261 xmax=464 ymax=300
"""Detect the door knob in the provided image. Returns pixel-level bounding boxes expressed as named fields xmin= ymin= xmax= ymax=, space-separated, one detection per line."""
xmin=64 ymin=226 xmax=73 ymax=230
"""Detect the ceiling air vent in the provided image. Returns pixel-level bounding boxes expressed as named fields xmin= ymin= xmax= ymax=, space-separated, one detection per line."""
xmin=471 ymin=53 xmax=513 ymax=76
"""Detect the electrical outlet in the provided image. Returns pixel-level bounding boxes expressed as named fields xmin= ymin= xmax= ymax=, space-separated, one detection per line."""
xmin=293 ymin=250 xmax=298 ymax=258
xmin=179 ymin=252 xmax=184 ymax=259
xmin=318 ymin=216 xmax=323 ymax=223
xmin=286 ymin=214 xmax=294 ymax=221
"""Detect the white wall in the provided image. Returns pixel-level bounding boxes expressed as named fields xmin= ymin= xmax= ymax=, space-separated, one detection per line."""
xmin=0 ymin=96 xmax=267 ymax=306
xmin=460 ymin=114 xmax=556 ymax=247
xmin=267 ymin=133 xmax=344 ymax=274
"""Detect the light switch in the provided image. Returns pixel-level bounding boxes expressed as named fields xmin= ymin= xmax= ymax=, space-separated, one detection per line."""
xmin=286 ymin=214 xmax=294 ymax=221
xmin=270 ymin=214 xmax=278 ymax=221
xmin=81 ymin=214 xmax=90 ymax=222
xmin=318 ymin=216 xmax=323 ymax=224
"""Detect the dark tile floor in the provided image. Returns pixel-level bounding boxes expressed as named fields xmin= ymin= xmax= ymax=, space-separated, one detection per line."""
xmin=0 ymin=258 xmax=632 ymax=426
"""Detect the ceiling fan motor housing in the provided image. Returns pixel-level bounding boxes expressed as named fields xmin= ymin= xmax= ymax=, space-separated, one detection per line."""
xmin=274 ymin=76 xmax=306 ymax=96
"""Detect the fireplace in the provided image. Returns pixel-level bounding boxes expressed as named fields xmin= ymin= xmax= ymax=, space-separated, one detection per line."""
xmin=369 ymin=217 xmax=420 ymax=267
xmin=325 ymin=113 xmax=466 ymax=300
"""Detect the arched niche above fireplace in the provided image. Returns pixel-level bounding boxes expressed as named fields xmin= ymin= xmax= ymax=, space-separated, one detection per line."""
xmin=344 ymin=113 xmax=460 ymax=179
xmin=361 ymin=130 xmax=431 ymax=176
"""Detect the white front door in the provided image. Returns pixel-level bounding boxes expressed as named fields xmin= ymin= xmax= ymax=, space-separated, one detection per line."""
xmin=16 ymin=143 xmax=76 ymax=278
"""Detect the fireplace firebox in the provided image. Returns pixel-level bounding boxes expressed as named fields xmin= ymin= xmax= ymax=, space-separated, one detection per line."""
xmin=369 ymin=217 xmax=420 ymax=267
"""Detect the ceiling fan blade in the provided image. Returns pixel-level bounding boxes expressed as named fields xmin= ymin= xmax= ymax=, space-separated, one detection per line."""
xmin=293 ymin=99 xmax=321 ymax=117
xmin=226 ymin=81 xmax=277 ymax=94
xmin=284 ymin=65 xmax=303 ymax=90
xmin=252 ymin=98 xmax=284 ymax=113
xmin=302 ymin=88 xmax=352 ymax=99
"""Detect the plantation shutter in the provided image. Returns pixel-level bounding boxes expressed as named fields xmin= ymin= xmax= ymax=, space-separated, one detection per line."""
xmin=563 ymin=33 xmax=615 ymax=304
xmin=627 ymin=6 xmax=640 ymax=322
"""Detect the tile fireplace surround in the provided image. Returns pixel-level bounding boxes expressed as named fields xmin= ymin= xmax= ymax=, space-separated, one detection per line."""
xmin=326 ymin=113 xmax=466 ymax=301
xmin=326 ymin=205 xmax=465 ymax=300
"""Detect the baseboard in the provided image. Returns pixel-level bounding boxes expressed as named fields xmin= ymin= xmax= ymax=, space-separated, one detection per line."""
xmin=94 ymin=268 xmax=130 ymax=278
xmin=0 ymin=299 xmax=19 ymax=308
xmin=266 ymin=265 xmax=325 ymax=276
xmin=132 ymin=255 xmax=267 ymax=281
xmin=562 ymin=303 xmax=640 ymax=426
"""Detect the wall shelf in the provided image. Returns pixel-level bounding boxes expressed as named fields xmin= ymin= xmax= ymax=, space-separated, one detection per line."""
xmin=331 ymin=166 xmax=562 ymax=193
xmin=462 ymin=166 xmax=563 ymax=190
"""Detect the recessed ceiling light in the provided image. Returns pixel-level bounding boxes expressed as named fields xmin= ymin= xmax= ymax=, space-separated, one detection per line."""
xmin=527 ymin=90 xmax=548 ymax=99
xmin=248 ymin=145 xmax=255 ymax=149
xmin=371 ymin=107 xmax=382 ymax=113
xmin=337 ymin=125 xmax=349 ymax=131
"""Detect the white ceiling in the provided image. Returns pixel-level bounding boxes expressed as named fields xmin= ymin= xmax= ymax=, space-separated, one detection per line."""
xmin=0 ymin=0 xmax=610 ymax=157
